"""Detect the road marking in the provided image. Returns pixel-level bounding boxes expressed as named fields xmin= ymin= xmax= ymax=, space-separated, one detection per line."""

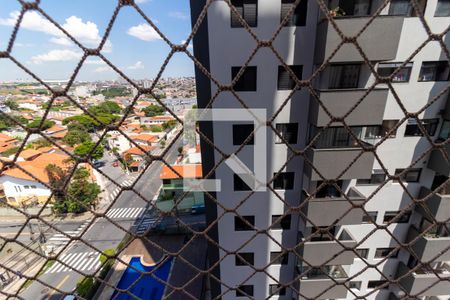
xmin=105 ymin=207 xmax=145 ymax=219
xmin=45 ymin=252 xmax=100 ymax=274
xmin=44 ymin=275 xmax=70 ymax=300
xmin=46 ymin=221 xmax=90 ymax=253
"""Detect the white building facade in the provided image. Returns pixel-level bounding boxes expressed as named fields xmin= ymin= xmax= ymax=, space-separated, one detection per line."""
xmin=191 ymin=0 xmax=450 ymax=299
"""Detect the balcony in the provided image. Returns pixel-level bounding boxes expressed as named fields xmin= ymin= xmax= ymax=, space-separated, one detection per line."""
xmin=406 ymin=226 xmax=450 ymax=263
xmin=302 ymin=187 xmax=365 ymax=226
xmin=396 ymin=262 xmax=450 ymax=296
xmin=416 ymin=187 xmax=450 ymax=223
xmin=309 ymin=89 xmax=389 ymax=127
xmin=298 ymin=265 xmax=349 ymax=299
xmin=301 ymin=229 xmax=357 ymax=266
xmin=314 ymin=16 xmax=404 ymax=63
xmin=305 ymin=147 xmax=374 ymax=180
xmin=428 ymin=144 xmax=450 ymax=177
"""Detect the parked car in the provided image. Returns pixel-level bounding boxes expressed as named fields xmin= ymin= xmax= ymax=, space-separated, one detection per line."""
xmin=191 ymin=204 xmax=205 ymax=214
xmin=93 ymin=161 xmax=105 ymax=168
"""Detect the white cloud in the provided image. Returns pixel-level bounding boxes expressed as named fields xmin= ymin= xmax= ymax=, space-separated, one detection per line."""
xmin=85 ymin=59 xmax=106 ymax=65
xmin=127 ymin=23 xmax=161 ymax=42
xmin=0 ymin=11 xmax=60 ymax=35
xmin=168 ymin=11 xmax=189 ymax=20
xmin=31 ymin=49 xmax=82 ymax=64
xmin=181 ymin=40 xmax=193 ymax=49
xmin=94 ymin=66 xmax=110 ymax=73
xmin=0 ymin=11 xmax=112 ymax=52
xmin=135 ymin=0 xmax=151 ymax=3
xmin=127 ymin=61 xmax=144 ymax=70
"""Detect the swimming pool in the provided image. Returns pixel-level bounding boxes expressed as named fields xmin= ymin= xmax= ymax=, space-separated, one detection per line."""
xmin=112 ymin=256 xmax=173 ymax=300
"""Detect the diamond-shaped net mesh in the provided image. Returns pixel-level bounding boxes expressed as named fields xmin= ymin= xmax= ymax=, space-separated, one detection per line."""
xmin=0 ymin=0 xmax=449 ymax=299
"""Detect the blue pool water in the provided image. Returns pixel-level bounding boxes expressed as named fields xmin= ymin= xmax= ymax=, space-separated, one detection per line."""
xmin=112 ymin=256 xmax=173 ymax=300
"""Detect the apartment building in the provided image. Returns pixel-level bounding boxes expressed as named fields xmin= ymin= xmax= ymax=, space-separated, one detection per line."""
xmin=190 ymin=0 xmax=450 ymax=299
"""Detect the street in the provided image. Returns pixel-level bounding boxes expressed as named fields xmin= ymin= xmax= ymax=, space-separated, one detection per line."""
xmin=17 ymin=139 xmax=181 ymax=299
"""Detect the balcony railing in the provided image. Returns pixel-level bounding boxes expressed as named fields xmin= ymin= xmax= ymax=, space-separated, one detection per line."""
xmin=302 ymin=187 xmax=366 ymax=226
xmin=406 ymin=226 xmax=450 ymax=263
xmin=416 ymin=186 xmax=450 ymax=222
xmin=300 ymin=229 xmax=357 ymax=266
xmin=396 ymin=262 xmax=450 ymax=296
xmin=309 ymin=89 xmax=389 ymax=127
xmin=314 ymin=16 xmax=404 ymax=63
xmin=298 ymin=265 xmax=349 ymax=299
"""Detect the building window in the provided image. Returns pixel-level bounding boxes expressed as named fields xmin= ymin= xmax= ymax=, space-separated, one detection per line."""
xmin=235 ymin=216 xmax=255 ymax=231
xmin=379 ymin=120 xmax=399 ymax=138
xmin=374 ymin=248 xmax=399 ymax=258
xmin=356 ymin=248 xmax=369 ymax=259
xmin=275 ymin=123 xmax=298 ymax=144
xmin=311 ymin=125 xmax=380 ymax=149
xmin=269 ymin=284 xmax=286 ymax=296
xmin=394 ymin=168 xmax=421 ymax=182
xmin=281 ymin=0 xmax=308 ymax=26
xmin=434 ymin=0 xmax=450 ymax=17
xmin=367 ymin=280 xmax=388 ymax=289
xmin=233 ymin=124 xmax=254 ymax=145
xmin=31 ymin=185 xmax=37 ymax=189
xmin=349 ymin=281 xmax=362 ymax=290
xmin=236 ymin=285 xmax=254 ymax=297
xmin=235 ymin=252 xmax=254 ymax=266
xmin=234 ymin=174 xmax=252 ymax=191
xmin=271 ymin=215 xmax=291 ymax=230
xmin=404 ymin=118 xmax=438 ymax=137
xmin=232 ymin=66 xmax=257 ymax=91
xmin=388 ymin=0 xmax=426 ymax=16
xmin=270 ymin=251 xmax=289 ymax=265
xmin=331 ymin=0 xmax=371 ymax=16
xmin=378 ymin=62 xmax=413 ymax=82
xmin=419 ymin=61 xmax=450 ymax=81
xmin=24 ymin=186 xmax=30 ymax=189
xmin=357 ymin=169 xmax=386 ymax=185
xmin=328 ymin=64 xmax=361 ymax=89
xmin=383 ymin=211 xmax=411 ymax=223
xmin=362 ymin=212 xmax=378 ymax=223
xmin=230 ymin=0 xmax=257 ymax=27
xmin=315 ymin=180 xmax=342 ymax=198
xmin=439 ymin=120 xmax=450 ymax=140
xmin=435 ymin=0 xmax=450 ymax=16
xmin=273 ymin=172 xmax=294 ymax=190
xmin=389 ymin=0 xmax=413 ymax=15
xmin=277 ymin=65 xmax=303 ymax=90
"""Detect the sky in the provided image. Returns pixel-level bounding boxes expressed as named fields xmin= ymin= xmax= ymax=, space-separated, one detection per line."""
xmin=0 ymin=0 xmax=195 ymax=82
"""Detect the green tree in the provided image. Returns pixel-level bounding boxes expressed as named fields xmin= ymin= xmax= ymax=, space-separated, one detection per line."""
xmin=32 ymin=138 xmax=52 ymax=149
xmin=45 ymin=164 xmax=68 ymax=214
xmin=46 ymin=166 xmax=100 ymax=214
xmin=0 ymin=114 xmax=28 ymax=130
xmin=63 ymin=129 xmax=91 ymax=147
xmin=150 ymin=125 xmax=162 ymax=132
xmin=88 ymin=101 xmax=121 ymax=115
xmin=142 ymin=105 xmax=165 ymax=117
xmin=27 ymin=118 xmax=55 ymax=130
xmin=65 ymin=168 xmax=101 ymax=213
xmin=5 ymin=99 xmax=19 ymax=110
xmin=162 ymin=120 xmax=177 ymax=130
xmin=74 ymin=141 xmax=104 ymax=160
xmin=63 ymin=115 xmax=99 ymax=132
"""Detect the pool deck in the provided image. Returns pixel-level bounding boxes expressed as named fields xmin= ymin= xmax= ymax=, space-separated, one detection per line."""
xmin=95 ymin=234 xmax=207 ymax=300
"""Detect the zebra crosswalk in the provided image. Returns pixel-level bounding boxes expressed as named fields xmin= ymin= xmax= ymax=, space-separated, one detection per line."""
xmin=46 ymin=221 xmax=90 ymax=254
xmin=135 ymin=215 xmax=159 ymax=235
xmin=105 ymin=207 xmax=145 ymax=219
xmin=45 ymin=251 xmax=101 ymax=274
xmin=107 ymin=177 xmax=138 ymax=201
